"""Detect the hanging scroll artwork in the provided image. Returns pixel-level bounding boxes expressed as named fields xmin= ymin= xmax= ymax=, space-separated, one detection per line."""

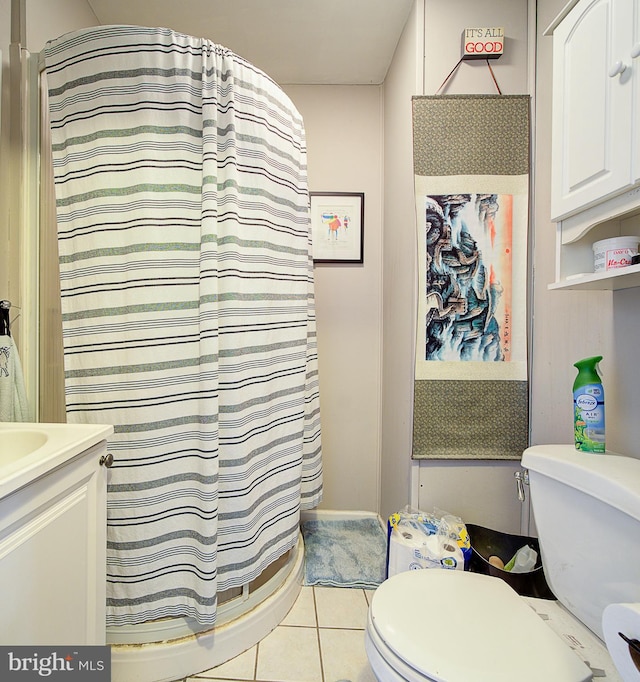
xmin=412 ymin=95 xmax=530 ymax=459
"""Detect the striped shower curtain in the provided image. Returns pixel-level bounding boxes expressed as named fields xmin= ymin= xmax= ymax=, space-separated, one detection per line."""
xmin=43 ymin=25 xmax=322 ymax=627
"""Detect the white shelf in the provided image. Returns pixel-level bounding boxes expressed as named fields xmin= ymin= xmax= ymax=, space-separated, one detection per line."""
xmin=549 ymin=263 xmax=640 ymax=291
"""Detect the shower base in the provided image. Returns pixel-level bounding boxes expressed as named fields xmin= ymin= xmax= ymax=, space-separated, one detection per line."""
xmin=109 ymin=532 xmax=304 ymax=682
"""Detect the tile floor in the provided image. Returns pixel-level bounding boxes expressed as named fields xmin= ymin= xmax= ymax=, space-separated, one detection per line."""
xmin=172 ymin=582 xmax=624 ymax=682
xmin=184 ymin=585 xmax=377 ymax=682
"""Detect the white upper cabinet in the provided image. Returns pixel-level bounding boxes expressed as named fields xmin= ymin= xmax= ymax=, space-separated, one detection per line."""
xmin=633 ymin=2 xmax=640 ymax=185
xmin=551 ymin=0 xmax=637 ymax=222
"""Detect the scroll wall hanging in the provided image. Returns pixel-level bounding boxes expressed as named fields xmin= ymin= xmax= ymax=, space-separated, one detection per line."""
xmin=412 ymin=95 xmax=530 ymax=460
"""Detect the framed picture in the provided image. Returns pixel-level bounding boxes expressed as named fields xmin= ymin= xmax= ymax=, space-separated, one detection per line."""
xmin=310 ymin=192 xmax=364 ymax=263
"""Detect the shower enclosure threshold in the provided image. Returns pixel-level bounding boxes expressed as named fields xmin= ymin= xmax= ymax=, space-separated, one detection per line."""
xmin=109 ymin=532 xmax=304 ymax=682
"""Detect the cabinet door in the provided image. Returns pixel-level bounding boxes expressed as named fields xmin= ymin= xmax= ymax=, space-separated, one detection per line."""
xmin=633 ymin=0 xmax=640 ymax=183
xmin=0 ymin=444 xmax=107 ymax=645
xmin=551 ymin=0 xmax=634 ymax=221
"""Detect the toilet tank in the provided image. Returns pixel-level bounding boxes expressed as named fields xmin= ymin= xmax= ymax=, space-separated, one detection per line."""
xmin=522 ymin=444 xmax=640 ymax=641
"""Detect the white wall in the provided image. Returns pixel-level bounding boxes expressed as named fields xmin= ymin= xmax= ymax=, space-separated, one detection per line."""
xmin=531 ymin=0 xmax=620 ymax=454
xmin=380 ymin=1 xmax=423 ymax=521
xmin=289 ymin=0 xmax=537 ymax=523
xmin=395 ymin=0 xmax=640 ymax=539
xmin=0 ymin=0 xmax=97 ymax=340
xmin=423 ymin=1 xmax=531 ymax=96
xmin=0 ymin=0 xmax=13 ymax=309
xmin=379 ymin=0 xmax=532 ymax=533
xmin=25 ymin=0 xmax=98 ymax=52
xmin=284 ymin=84 xmax=384 ymax=512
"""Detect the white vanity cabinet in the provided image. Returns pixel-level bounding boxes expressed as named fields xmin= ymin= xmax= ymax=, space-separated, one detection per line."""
xmin=548 ymin=0 xmax=640 ymax=289
xmin=0 ymin=424 xmax=112 ymax=646
xmin=550 ymin=0 xmax=639 ymax=223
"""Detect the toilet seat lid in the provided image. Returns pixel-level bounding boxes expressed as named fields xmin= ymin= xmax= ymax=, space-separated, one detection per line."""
xmin=369 ymin=570 xmax=592 ymax=682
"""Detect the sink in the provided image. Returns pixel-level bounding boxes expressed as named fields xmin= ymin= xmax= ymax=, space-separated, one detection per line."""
xmin=2 ymin=429 xmax=48 ymax=465
xmin=0 ymin=422 xmax=113 ymax=499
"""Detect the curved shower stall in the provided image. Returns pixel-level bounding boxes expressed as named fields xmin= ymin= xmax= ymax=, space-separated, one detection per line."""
xmin=108 ymin=540 xmax=304 ymax=682
xmin=31 ymin=23 xmax=322 ymax=682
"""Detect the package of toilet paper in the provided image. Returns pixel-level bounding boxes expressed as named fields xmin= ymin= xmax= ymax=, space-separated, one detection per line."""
xmin=386 ymin=507 xmax=471 ymax=578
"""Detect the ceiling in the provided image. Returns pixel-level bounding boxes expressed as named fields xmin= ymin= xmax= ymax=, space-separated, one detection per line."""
xmin=86 ymin=0 xmax=414 ymax=86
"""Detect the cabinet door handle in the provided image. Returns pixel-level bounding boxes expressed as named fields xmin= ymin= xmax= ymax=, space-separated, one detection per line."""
xmin=608 ymin=60 xmax=627 ymax=78
xmin=632 ymin=43 xmax=640 ymax=59
xmin=99 ymin=453 xmax=114 ymax=467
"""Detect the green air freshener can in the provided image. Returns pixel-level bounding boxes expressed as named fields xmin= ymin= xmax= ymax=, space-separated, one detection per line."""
xmin=573 ymin=356 xmax=605 ymax=453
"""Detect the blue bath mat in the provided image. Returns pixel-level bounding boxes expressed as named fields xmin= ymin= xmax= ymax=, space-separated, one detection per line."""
xmin=301 ymin=516 xmax=387 ymax=589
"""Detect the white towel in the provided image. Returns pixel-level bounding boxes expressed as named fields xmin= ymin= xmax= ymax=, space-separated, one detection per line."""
xmin=0 ymin=335 xmax=31 ymax=422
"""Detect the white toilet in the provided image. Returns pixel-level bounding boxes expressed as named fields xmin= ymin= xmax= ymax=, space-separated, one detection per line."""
xmin=365 ymin=444 xmax=640 ymax=681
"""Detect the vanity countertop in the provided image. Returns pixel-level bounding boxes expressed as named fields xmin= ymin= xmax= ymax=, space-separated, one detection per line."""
xmin=0 ymin=422 xmax=113 ymax=499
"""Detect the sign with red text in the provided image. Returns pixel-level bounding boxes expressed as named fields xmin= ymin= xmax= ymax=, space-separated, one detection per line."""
xmin=463 ymin=27 xmax=504 ymax=59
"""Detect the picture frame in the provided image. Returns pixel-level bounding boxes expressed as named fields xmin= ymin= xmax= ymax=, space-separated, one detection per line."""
xmin=310 ymin=192 xmax=364 ymax=263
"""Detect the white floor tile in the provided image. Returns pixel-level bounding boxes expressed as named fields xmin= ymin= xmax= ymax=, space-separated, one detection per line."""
xmin=364 ymin=589 xmax=376 ymax=606
xmin=281 ymin=585 xmax=317 ymax=627
xmin=191 ymin=645 xmax=257 ymax=680
xmin=315 ymin=587 xmax=369 ymax=629
xmin=186 ymin=678 xmax=249 ymax=682
xmin=256 ymin=625 xmax=322 ymax=682
xmin=319 ymin=628 xmax=378 ymax=682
